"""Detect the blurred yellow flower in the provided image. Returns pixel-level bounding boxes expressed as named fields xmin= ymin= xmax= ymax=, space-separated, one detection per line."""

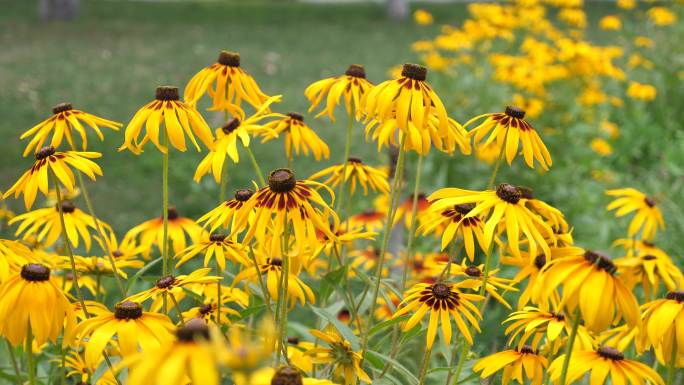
xmin=627 ymin=81 xmax=656 ymax=101
xmin=599 ymin=15 xmax=621 ymax=30
xmin=590 ymin=138 xmax=612 ymax=156
xmin=634 ymin=36 xmax=654 ymax=48
xmin=414 ymin=9 xmax=433 ymax=26
xmin=600 ymin=121 xmax=619 ymax=139
xmin=616 ymin=0 xmax=636 ymax=10
xmin=648 ymin=7 xmax=677 ymax=26
xmin=558 ymin=8 xmax=587 ymax=29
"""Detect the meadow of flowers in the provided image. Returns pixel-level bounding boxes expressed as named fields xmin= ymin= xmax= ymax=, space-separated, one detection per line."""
xmin=0 ymin=1 xmax=682 ymax=385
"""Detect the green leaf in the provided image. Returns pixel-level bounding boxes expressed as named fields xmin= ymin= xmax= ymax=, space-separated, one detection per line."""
xmin=365 ymin=350 xmax=418 ymax=385
xmin=319 ymin=265 xmax=348 ymax=302
xmin=239 ymin=303 xmax=266 ymax=319
xmin=367 ymin=315 xmax=408 ymax=337
xmin=310 ymin=306 xmax=360 ymax=351
xmin=126 ymin=256 xmax=162 ymax=292
xmin=399 ymin=323 xmax=423 ymax=345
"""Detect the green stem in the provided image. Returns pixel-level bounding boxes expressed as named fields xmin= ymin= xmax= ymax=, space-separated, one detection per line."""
xmin=169 ymin=293 xmax=185 ymax=324
xmin=216 ymin=259 xmax=223 ymax=326
xmin=219 ymin=163 xmax=228 ymax=203
xmin=417 ymin=345 xmax=433 ymax=385
xmin=400 ymin=154 xmax=424 ymax=290
xmin=486 ymin=128 xmax=509 ymax=190
xmin=162 ymin=131 xmax=170 ymax=313
xmin=558 ymin=309 xmax=581 ymax=385
xmin=245 ymin=146 xmax=266 ymax=187
xmin=335 ymin=108 xmax=354 ymax=212
xmin=666 ymin=336 xmax=678 ymax=385
xmin=447 ymin=339 xmax=468 ymax=385
xmin=276 ymin=219 xmax=291 ymax=365
xmin=26 ymin=325 xmax=35 ymax=385
xmin=5 ymin=339 xmax=21 ymax=385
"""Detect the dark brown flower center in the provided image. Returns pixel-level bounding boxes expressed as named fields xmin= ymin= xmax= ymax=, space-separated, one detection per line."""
xmin=337 ymin=308 xmax=351 ymax=322
xmin=644 ymin=196 xmax=655 ymax=207
xmin=287 ymin=336 xmax=300 ymax=345
xmin=20 ymin=264 xmax=50 ymax=281
xmin=176 ymin=318 xmax=210 ymax=342
xmin=464 ymin=266 xmax=482 ymax=277
xmin=58 ymin=200 xmax=76 ymax=213
xmin=114 ymin=301 xmax=143 ymax=320
xmin=666 ymin=291 xmax=684 ymax=302
xmin=597 ymin=346 xmax=624 ymax=361
xmin=286 ymin=112 xmax=304 ymax=121
xmin=155 ymin=86 xmax=179 ymax=101
xmin=347 ymin=156 xmax=362 ymax=164
xmin=112 ymin=250 xmax=124 ymax=258
xmin=642 ymin=240 xmax=655 ymax=247
xmin=583 ymin=250 xmax=617 ymax=274
xmin=268 ymin=168 xmax=297 ymax=193
xmin=209 ymin=234 xmax=227 ymax=242
xmin=642 ymin=254 xmax=657 ymax=261
xmin=235 ymin=189 xmax=254 ymax=201
xmin=401 ymin=63 xmax=427 ymax=81
xmin=517 ymin=186 xmax=534 ymax=200
xmin=218 ymin=51 xmax=240 ymax=67
xmin=271 ymin=366 xmax=303 ymax=385
xmin=454 ymin=203 xmax=475 ymax=215
xmin=36 ymin=146 xmax=56 ymax=160
xmin=270 ymin=257 xmax=283 ymax=267
xmin=199 ymin=303 xmax=214 ymax=315
xmin=551 ymin=311 xmax=565 ymax=321
xmin=496 ymin=183 xmax=522 ymax=204
xmin=166 ymin=207 xmax=179 ymax=220
xmin=222 ymin=118 xmax=241 ymax=134
xmin=534 ymin=254 xmax=547 ymax=270
xmin=518 ymin=345 xmax=535 ymax=354
xmin=431 ymin=283 xmax=451 ymax=300
xmin=505 ymin=106 xmax=526 ymax=119
xmin=345 ymin=64 xmax=366 ymax=78
xmin=156 ymin=275 xmax=176 ymax=289
xmin=52 ymin=102 xmax=73 ymax=114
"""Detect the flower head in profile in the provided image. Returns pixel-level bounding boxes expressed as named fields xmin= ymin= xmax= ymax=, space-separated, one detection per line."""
xmin=125 ymin=207 xmax=202 ymax=256
xmin=305 ymin=64 xmax=374 ymax=122
xmin=306 ymin=329 xmax=371 ymax=385
xmin=418 ymin=202 xmax=486 ymax=260
xmin=503 ymin=306 xmax=593 ymax=353
xmin=473 ymin=346 xmax=548 ymax=385
xmin=467 ymin=106 xmax=552 ymax=170
xmin=606 ymin=188 xmax=664 ymax=241
xmin=20 ymin=102 xmax=121 ymax=156
xmin=393 ymin=281 xmax=483 ymax=348
xmin=119 ymin=86 xmax=214 ymax=154
xmin=615 ymin=250 xmax=683 ymax=300
xmin=414 ymin=9 xmax=433 ymax=26
xmin=184 ymin=50 xmax=271 ymax=110
xmin=3 ymin=146 xmax=102 ymax=209
xmin=309 ymin=157 xmax=390 ymax=196
xmin=68 ymin=300 xmax=174 ymax=368
xmin=260 ymin=113 xmax=330 ymax=161
xmin=0 ymin=263 xmax=75 ymax=346
xmin=347 ymin=209 xmax=385 ymax=232
xmin=447 ymin=260 xmax=518 ymax=309
xmin=175 ymin=232 xmax=248 ymax=270
xmin=247 ymin=366 xmax=338 ymax=385
xmin=182 ymin=287 xmax=248 ymax=325
xmin=197 ymin=188 xmax=255 ymax=234
xmin=640 ymin=291 xmax=684 ymax=366
xmin=125 ymin=268 xmax=220 ymax=304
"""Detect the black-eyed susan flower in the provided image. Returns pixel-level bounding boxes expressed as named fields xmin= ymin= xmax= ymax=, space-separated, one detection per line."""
xmin=184 ymin=50 xmax=271 ymax=110
xmin=181 ymin=287 xmax=247 ymax=325
xmin=615 ymin=251 xmax=683 ymax=300
xmin=58 ymin=254 xmax=143 ymax=279
xmin=348 ymin=246 xmax=394 ymax=278
xmin=3 ymin=146 xmax=102 ymax=209
xmin=0 ymin=263 xmax=75 ymax=346
xmin=286 ymin=337 xmax=317 ymax=373
xmin=347 ymin=209 xmax=385 ymax=232
xmin=503 ymin=307 xmax=593 ymax=352
xmin=536 ymin=249 xmax=641 ymax=332
xmin=606 ymin=188 xmax=665 ymax=241
xmin=393 ymin=281 xmax=483 ymax=348
xmin=306 ymin=329 xmax=371 ymax=385
xmin=428 ymin=183 xmax=555 ymax=259
xmin=473 ymin=346 xmax=548 ymax=385
xmin=123 ymin=318 xmax=220 ymax=385
xmin=98 ymin=232 xmax=147 ymax=262
xmin=69 ymin=300 xmax=174 ymax=368
xmin=20 ymin=103 xmax=121 ymax=156
xmin=126 ymin=268 xmax=221 ymax=304
xmin=125 ymin=207 xmax=202 ymax=256
xmin=63 ymin=352 xmax=119 ymax=385
xmin=549 ymin=346 xmax=664 ymax=385
xmin=640 ymin=291 xmax=684 ymax=366
xmin=248 ymin=366 xmax=338 ymax=385
xmin=119 ymin=86 xmax=214 ymax=154
xmin=310 ymin=157 xmax=390 ymax=196
xmin=9 ymin=200 xmax=110 ymax=252
xmin=175 ymin=232 xmax=248 ymax=270
xmin=238 ymin=169 xmax=337 ymax=253
xmin=0 ymin=239 xmax=32 ymax=282
xmin=394 ymin=193 xmax=430 ymax=229
xmin=219 ymin=319 xmax=276 ymax=378
xmin=418 ymin=202 xmax=486 ymax=260
xmin=467 ymin=106 xmax=552 ymax=170
xmin=517 ymin=186 xmax=569 ymax=234
xmin=305 ymin=64 xmax=374 ymax=122
xmin=447 ymin=260 xmax=518 ymax=309
xmin=197 ymin=188 xmax=255 ymax=234
xmin=260 ymin=113 xmax=330 ymax=161
xmin=314 ymin=221 xmax=376 ymax=259
xmin=193 ymin=96 xmax=282 ymax=183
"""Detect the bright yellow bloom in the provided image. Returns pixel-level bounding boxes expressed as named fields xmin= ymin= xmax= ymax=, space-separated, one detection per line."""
xmin=634 ymin=36 xmax=654 ymax=48
xmin=125 ymin=207 xmax=202 ymax=256
xmin=447 ymin=260 xmax=518 ymax=309
xmin=467 ymin=106 xmax=552 ymax=170
xmin=606 ymin=188 xmax=665 ymax=240
xmin=306 ymin=329 xmax=371 ymax=385
xmin=617 ymin=0 xmax=636 ymax=10
xmin=197 ymin=188 xmax=255 ymax=234
xmin=260 ymin=113 xmax=330 ymax=161
xmin=69 ymin=301 xmax=174 ymax=368
xmin=503 ymin=306 xmax=593 ymax=352
xmin=305 ymin=64 xmax=374 ymax=121
xmin=626 ymin=81 xmax=656 ymax=101
xmin=126 ymin=268 xmax=220 ymax=304
xmin=0 ymin=263 xmax=75 ymax=346
xmin=181 ymin=287 xmax=248 ymax=325
xmin=558 ymin=7 xmax=586 ymax=29
xmin=615 ymin=251 xmax=683 ymax=300
xmin=591 ymin=138 xmax=612 ymax=156
xmin=175 ymin=232 xmax=248 ymax=270
xmin=393 ymin=281 xmax=484 ymax=348
xmin=3 ymin=146 xmax=102 ymax=209
xmin=119 ymin=86 xmax=214 ymax=154
xmin=473 ymin=347 xmax=548 ymax=385
xmin=184 ymin=50 xmax=271 ymax=110
xmin=599 ymin=15 xmax=621 ymax=30
xmin=193 ymin=95 xmax=282 ymax=183
xmin=61 ymin=254 xmax=142 ymax=279
xmin=418 ymin=202 xmax=486 ymax=260
xmin=347 ymin=209 xmax=385 ymax=232
xmin=219 ymin=319 xmax=276 ymax=376
xmin=414 ymin=9 xmax=434 ymax=25
xmin=20 ymin=103 xmax=121 ymax=156
xmin=63 ymin=352 xmax=118 ymax=385
xmin=309 ymin=157 xmax=390 ymax=195
xmin=0 ymin=239 xmax=33 ymax=282
xmin=640 ymin=291 xmax=684 ymax=366
xmin=549 ymin=347 xmax=664 ymax=385
xmin=648 ymin=7 xmax=677 ymax=26
xmin=600 ymin=121 xmax=619 ymax=139
xmin=248 ymin=367 xmax=338 ymax=385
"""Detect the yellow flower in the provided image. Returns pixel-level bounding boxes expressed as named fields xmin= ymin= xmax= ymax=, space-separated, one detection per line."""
xmin=125 ymin=207 xmax=202 ymax=256
xmin=69 ymin=300 xmax=174 ymax=368
xmin=640 ymin=291 xmax=684 ymax=366
xmin=600 ymin=121 xmax=619 ymax=139
xmin=175 ymin=232 xmax=248 ymax=270
xmin=591 ymin=138 xmax=612 ymax=156
xmin=467 ymin=106 xmax=552 ymax=170
xmin=20 ymin=103 xmax=121 ymax=156
xmin=63 ymin=352 xmax=119 ymax=385
xmin=9 ymin=200 xmax=110 ymax=251
xmin=3 ymin=146 xmax=102 ymax=210
xmin=309 ymin=157 xmax=390 ymax=196
xmin=347 ymin=209 xmax=385 ymax=232
xmin=0 ymin=239 xmax=33 ymax=282
xmin=473 ymin=346 xmax=548 ymax=385
xmin=197 ymin=188 xmax=255 ymax=234
xmin=503 ymin=306 xmax=593 ymax=352
xmin=305 ymin=64 xmax=374 ymax=122
xmin=558 ymin=7 xmax=587 ymax=29
xmin=260 ymin=113 xmax=330 ymax=161
xmin=125 ymin=268 xmax=221 ymax=304
xmin=61 ymin=254 xmax=143 ymax=279
xmin=184 ymin=50 xmax=271 ymax=110
xmin=119 ymin=86 xmax=214 ymax=154
xmin=634 ymin=36 xmax=654 ymax=48
xmin=447 ymin=260 xmax=518 ymax=309
xmin=418 ymin=202 xmax=486 ymax=260
xmin=615 ymin=251 xmax=683 ymax=300
xmin=626 ymin=81 xmax=656 ymax=101
xmin=549 ymin=347 xmax=664 ymax=385
xmin=247 ymin=367 xmax=338 ymax=385
xmin=393 ymin=281 xmax=484 ymax=348
xmin=305 ymin=329 xmax=371 ymax=385
xmin=181 ymin=287 xmax=248 ymax=325
xmin=414 ymin=9 xmax=434 ymax=26
xmin=193 ymin=95 xmax=282 ymax=183
xmin=606 ymin=188 xmax=665 ymax=241
xmin=219 ymin=319 xmax=276 ymax=376
xmin=0 ymin=263 xmax=75 ymax=346
xmin=599 ymin=15 xmax=621 ymax=30
xmin=648 ymin=7 xmax=677 ymax=26
xmin=536 ymin=249 xmax=641 ymax=332
xmin=617 ymin=0 xmax=636 ymax=10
